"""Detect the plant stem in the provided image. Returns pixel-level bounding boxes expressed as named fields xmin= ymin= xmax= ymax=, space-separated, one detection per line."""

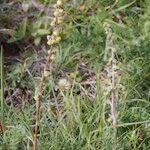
xmin=33 ymin=54 xmax=52 ymax=150
xmin=0 ymin=45 xmax=5 ymax=134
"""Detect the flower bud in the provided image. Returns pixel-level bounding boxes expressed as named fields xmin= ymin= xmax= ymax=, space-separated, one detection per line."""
xmin=57 ymin=17 xmax=64 ymax=24
xmin=47 ymin=35 xmax=51 ymax=40
xmin=54 ymin=9 xmax=63 ymax=17
xmin=55 ymin=36 xmax=61 ymax=43
xmin=56 ymin=0 xmax=63 ymax=6
xmin=53 ymin=29 xmax=60 ymax=36
xmin=54 ymin=11 xmax=59 ymax=17
xmin=57 ymin=8 xmax=64 ymax=14
xmin=50 ymin=54 xmax=56 ymax=61
xmin=44 ymin=70 xmax=50 ymax=78
xmin=50 ymin=18 xmax=57 ymax=26
xmin=47 ymin=39 xmax=55 ymax=46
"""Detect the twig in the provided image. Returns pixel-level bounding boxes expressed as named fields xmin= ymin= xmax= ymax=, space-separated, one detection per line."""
xmin=0 ymin=29 xmax=15 ymax=36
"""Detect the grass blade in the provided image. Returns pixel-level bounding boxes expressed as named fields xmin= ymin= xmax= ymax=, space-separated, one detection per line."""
xmin=0 ymin=45 xmax=4 ymax=134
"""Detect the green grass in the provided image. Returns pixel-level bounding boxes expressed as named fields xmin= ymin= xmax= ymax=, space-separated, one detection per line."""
xmin=0 ymin=0 xmax=150 ymax=149
xmin=0 ymin=46 xmax=5 ymax=136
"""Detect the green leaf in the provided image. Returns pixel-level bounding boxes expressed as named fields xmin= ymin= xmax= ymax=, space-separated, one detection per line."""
xmin=7 ymin=17 xmax=27 ymax=43
xmin=34 ymin=37 xmax=41 ymax=46
xmin=36 ymin=29 xmax=50 ymax=36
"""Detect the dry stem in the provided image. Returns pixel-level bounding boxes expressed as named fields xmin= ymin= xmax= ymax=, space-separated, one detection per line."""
xmin=33 ymin=53 xmax=52 ymax=150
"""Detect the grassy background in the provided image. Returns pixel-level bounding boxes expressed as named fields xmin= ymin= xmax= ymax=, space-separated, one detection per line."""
xmin=0 ymin=0 xmax=150 ymax=149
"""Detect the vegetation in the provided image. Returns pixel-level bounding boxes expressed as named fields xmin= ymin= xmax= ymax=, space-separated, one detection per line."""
xmin=0 ymin=0 xmax=150 ymax=149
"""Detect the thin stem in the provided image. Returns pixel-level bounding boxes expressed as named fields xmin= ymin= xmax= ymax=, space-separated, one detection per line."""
xmin=0 ymin=45 xmax=5 ymax=134
xmin=33 ymin=52 xmax=52 ymax=150
xmin=111 ymin=50 xmax=117 ymax=127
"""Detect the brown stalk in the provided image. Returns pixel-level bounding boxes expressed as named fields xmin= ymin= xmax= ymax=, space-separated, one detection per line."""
xmin=33 ymin=52 xmax=52 ymax=150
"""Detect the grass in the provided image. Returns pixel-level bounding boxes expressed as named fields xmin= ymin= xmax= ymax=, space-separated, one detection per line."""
xmin=0 ymin=46 xmax=5 ymax=135
xmin=0 ymin=0 xmax=150 ymax=149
